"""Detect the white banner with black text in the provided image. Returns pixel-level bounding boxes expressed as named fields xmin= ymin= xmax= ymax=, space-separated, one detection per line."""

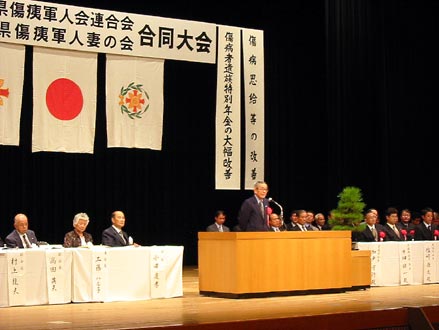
xmin=243 ymin=29 xmax=265 ymax=189
xmin=215 ymin=25 xmax=241 ymax=190
xmin=0 ymin=0 xmax=216 ymax=64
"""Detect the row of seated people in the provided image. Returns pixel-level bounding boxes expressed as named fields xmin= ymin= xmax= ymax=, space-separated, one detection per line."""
xmin=206 ymin=209 xmax=331 ymax=232
xmin=0 ymin=211 xmax=140 ymax=249
xmin=206 ymin=207 xmax=439 ymax=241
xmin=354 ymin=207 xmax=438 ymax=241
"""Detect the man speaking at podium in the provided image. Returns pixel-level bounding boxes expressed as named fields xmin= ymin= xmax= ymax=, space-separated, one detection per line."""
xmin=238 ymin=181 xmax=270 ymax=231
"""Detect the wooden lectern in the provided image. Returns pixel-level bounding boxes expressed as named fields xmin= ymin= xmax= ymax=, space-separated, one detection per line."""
xmin=198 ymin=231 xmax=370 ymax=298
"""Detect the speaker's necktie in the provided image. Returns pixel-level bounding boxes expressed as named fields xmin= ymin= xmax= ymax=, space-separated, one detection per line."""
xmin=259 ymin=201 xmax=269 ymax=227
xmin=259 ymin=201 xmax=264 ymax=217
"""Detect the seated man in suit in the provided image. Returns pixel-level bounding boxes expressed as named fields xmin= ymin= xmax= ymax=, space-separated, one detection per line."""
xmin=285 ymin=210 xmax=299 ymax=230
xmin=398 ymin=208 xmax=415 ymax=230
xmin=268 ymin=213 xmax=286 ymax=232
xmin=397 ymin=208 xmax=415 ymax=240
xmin=382 ymin=207 xmax=403 ymax=241
xmin=288 ymin=209 xmax=309 ymax=231
xmin=102 ymin=210 xmax=139 ymax=247
xmin=356 ymin=209 xmax=387 ymax=242
xmin=305 ymin=210 xmax=318 ymax=231
xmin=206 ymin=210 xmax=230 ymax=232
xmin=5 ymin=213 xmax=39 ymax=248
xmin=313 ymin=213 xmax=331 ymax=230
xmin=414 ymin=207 xmax=437 ymax=240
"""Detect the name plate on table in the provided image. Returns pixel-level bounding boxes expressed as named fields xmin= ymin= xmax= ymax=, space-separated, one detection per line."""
xmin=358 ymin=241 xmax=439 ymax=286
xmin=150 ymin=246 xmax=184 ymax=299
xmin=7 ymin=251 xmax=26 ymax=306
xmin=150 ymin=246 xmax=166 ymax=298
xmin=91 ymin=248 xmax=109 ymax=301
xmin=45 ymin=250 xmax=66 ymax=304
xmin=423 ymin=242 xmax=437 ymax=284
xmin=398 ymin=243 xmax=413 ymax=285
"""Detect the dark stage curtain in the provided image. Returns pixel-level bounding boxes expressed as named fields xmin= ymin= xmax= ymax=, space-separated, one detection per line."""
xmin=1 ymin=1 xmax=438 ymax=264
xmin=325 ymin=0 xmax=439 ymax=215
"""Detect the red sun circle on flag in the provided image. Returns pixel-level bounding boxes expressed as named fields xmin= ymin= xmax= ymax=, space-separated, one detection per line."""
xmin=46 ymin=78 xmax=83 ymax=120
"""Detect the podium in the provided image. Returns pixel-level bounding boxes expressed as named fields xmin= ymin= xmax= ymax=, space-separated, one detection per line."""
xmin=198 ymin=231 xmax=369 ymax=297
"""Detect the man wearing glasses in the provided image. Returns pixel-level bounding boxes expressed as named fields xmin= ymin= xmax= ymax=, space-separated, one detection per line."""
xmin=238 ymin=181 xmax=270 ymax=232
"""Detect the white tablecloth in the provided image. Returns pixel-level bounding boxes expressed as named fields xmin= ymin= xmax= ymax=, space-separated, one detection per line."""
xmin=1 ymin=245 xmax=184 ymax=307
xmin=71 ymin=245 xmax=184 ymax=302
xmin=0 ymin=248 xmax=72 ymax=307
xmin=357 ymin=241 xmax=439 ymax=286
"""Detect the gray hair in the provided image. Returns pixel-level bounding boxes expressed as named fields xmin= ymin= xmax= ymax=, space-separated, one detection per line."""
xmin=73 ymin=212 xmax=89 ymax=226
xmin=254 ymin=181 xmax=268 ymax=189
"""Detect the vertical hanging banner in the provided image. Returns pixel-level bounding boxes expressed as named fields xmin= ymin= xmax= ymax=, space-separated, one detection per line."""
xmin=32 ymin=47 xmax=97 ymax=153
xmin=243 ymin=29 xmax=265 ymax=189
xmin=215 ymin=26 xmax=241 ymax=189
xmin=106 ymin=55 xmax=164 ymax=149
xmin=0 ymin=42 xmax=24 ymax=146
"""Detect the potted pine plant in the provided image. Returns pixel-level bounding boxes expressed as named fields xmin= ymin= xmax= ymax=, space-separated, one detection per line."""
xmin=328 ymin=186 xmax=366 ymax=249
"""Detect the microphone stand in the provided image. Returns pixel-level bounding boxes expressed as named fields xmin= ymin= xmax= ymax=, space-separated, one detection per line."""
xmin=269 ymin=198 xmax=284 ymax=224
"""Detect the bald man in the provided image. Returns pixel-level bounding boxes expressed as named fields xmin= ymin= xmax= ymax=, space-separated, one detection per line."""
xmin=102 ymin=211 xmax=139 ymax=247
xmin=5 ymin=213 xmax=39 ymax=248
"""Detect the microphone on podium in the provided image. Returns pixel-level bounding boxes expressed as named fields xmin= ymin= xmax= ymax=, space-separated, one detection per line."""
xmin=268 ymin=197 xmax=284 ymax=222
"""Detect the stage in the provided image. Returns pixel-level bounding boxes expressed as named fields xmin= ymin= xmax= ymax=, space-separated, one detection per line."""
xmin=0 ymin=267 xmax=438 ymax=330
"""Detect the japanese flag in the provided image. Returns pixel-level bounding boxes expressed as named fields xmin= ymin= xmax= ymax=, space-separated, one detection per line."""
xmin=106 ymin=54 xmax=164 ymax=150
xmin=0 ymin=42 xmax=25 ymax=146
xmin=32 ymin=47 xmax=97 ymax=153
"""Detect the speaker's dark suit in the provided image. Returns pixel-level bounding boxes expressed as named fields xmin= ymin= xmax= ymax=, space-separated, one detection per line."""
xmin=414 ymin=223 xmax=438 ymax=241
xmin=382 ymin=223 xmax=403 ymax=241
xmin=101 ymin=226 xmax=130 ymax=246
xmin=356 ymin=224 xmax=387 ymax=242
xmin=5 ymin=230 xmax=38 ymax=248
xmin=0 ymin=236 xmax=4 ymax=247
xmin=238 ymin=196 xmax=269 ymax=231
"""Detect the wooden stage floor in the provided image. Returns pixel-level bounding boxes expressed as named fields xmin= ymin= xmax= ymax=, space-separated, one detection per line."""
xmin=1 ymin=266 xmax=439 ymax=330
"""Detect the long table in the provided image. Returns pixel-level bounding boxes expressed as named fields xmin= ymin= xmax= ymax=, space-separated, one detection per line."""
xmin=72 ymin=246 xmax=184 ymax=302
xmin=0 ymin=245 xmax=183 ymax=307
xmin=357 ymin=241 xmax=439 ymax=286
xmin=0 ymin=248 xmax=72 ymax=307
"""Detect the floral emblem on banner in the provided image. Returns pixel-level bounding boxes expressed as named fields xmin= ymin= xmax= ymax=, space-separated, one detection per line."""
xmin=119 ymin=82 xmax=150 ymax=119
xmin=0 ymin=79 xmax=10 ymax=107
